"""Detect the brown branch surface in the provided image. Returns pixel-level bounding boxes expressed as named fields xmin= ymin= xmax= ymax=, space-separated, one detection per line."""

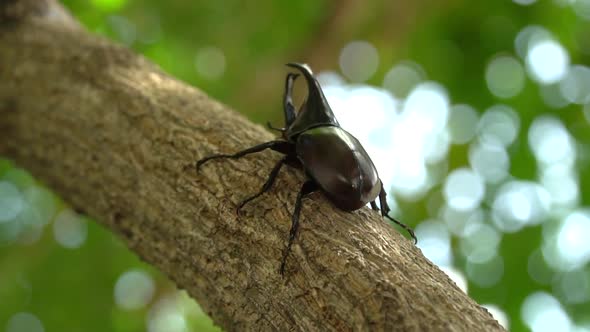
xmin=0 ymin=1 xmax=505 ymax=331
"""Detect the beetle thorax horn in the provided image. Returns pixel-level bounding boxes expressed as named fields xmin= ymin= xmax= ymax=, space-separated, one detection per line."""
xmin=284 ymin=63 xmax=340 ymax=138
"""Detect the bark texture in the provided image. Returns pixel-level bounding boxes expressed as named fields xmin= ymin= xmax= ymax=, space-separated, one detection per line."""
xmin=0 ymin=1 xmax=505 ymax=331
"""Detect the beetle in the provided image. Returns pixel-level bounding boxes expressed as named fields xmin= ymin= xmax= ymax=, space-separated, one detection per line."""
xmin=197 ymin=63 xmax=416 ymax=275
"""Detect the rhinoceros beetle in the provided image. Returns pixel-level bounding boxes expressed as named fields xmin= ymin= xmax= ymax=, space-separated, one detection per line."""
xmin=197 ymin=63 xmax=416 ymax=275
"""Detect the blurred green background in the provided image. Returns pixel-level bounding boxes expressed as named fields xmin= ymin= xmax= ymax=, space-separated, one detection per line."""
xmin=1 ymin=0 xmax=590 ymax=331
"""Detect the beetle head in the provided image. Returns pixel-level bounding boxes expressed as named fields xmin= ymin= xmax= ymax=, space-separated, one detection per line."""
xmin=284 ymin=63 xmax=340 ymax=139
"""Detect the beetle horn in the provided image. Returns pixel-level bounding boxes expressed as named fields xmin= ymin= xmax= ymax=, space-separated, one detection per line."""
xmin=285 ymin=63 xmax=339 ymax=135
xmin=286 ymin=63 xmax=322 ymax=102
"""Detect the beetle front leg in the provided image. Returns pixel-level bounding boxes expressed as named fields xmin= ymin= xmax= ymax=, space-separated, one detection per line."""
xmin=378 ymin=185 xmax=417 ymax=244
xmin=280 ymin=180 xmax=318 ymax=276
xmin=196 ymin=140 xmax=293 ymax=170
xmin=236 ymin=156 xmax=287 ymax=215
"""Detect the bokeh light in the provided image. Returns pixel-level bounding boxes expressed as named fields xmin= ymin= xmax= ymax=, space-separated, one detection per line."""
xmin=469 ymin=139 xmax=510 ymax=184
xmin=53 ymin=209 xmax=88 ymax=249
xmin=465 ymin=255 xmax=504 ymax=288
xmin=6 ymin=312 xmax=45 ymax=332
xmin=553 ymin=269 xmax=590 ymax=304
xmin=540 ymin=83 xmax=570 ymax=108
xmin=559 ymin=65 xmax=590 ymax=104
xmin=382 ymin=61 xmax=425 ymax=98
xmin=521 ymin=292 xmax=572 ymax=332
xmin=148 ymin=294 xmax=189 ymax=332
xmin=448 ymin=104 xmax=479 ymax=145
xmin=415 ymin=219 xmax=452 ymax=267
xmin=0 ymin=181 xmax=24 ymax=222
xmin=573 ymin=0 xmax=590 ymax=20
xmin=492 ymin=181 xmax=550 ymax=232
xmin=114 ymin=269 xmax=156 ymax=310
xmin=485 ymin=55 xmax=525 ymax=98
xmin=339 ymin=41 xmax=379 ymax=82
xmin=107 ymin=15 xmax=136 ymax=45
xmin=528 ymin=116 xmax=575 ymax=165
xmin=477 ymin=105 xmax=520 ymax=147
xmin=460 ymin=223 xmax=501 ymax=264
xmin=195 ymin=46 xmax=226 ymax=80
xmin=555 ymin=210 xmax=590 ymax=269
xmin=443 ymin=168 xmax=485 ymax=211
xmin=515 ymin=25 xmax=552 ymax=59
xmin=441 ymin=205 xmax=484 ymax=237
xmin=525 ymin=39 xmax=569 ymax=84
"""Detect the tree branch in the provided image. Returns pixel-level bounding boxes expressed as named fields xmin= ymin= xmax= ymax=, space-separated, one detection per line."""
xmin=0 ymin=1 xmax=505 ymax=331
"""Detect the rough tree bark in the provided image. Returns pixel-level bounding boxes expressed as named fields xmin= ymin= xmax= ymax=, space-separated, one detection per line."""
xmin=0 ymin=1 xmax=505 ymax=331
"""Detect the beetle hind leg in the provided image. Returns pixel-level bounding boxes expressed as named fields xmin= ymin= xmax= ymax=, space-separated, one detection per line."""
xmin=280 ymin=180 xmax=318 ymax=276
xmin=378 ymin=185 xmax=417 ymax=244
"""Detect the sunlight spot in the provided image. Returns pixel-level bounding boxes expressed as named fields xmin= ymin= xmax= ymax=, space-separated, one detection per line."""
xmin=339 ymin=41 xmax=379 ymax=82
xmin=522 ymin=292 xmax=571 ymax=332
xmin=448 ymin=104 xmax=479 ymax=144
xmin=443 ymin=168 xmax=485 ymax=211
xmin=115 ymin=269 xmax=155 ymax=310
xmin=6 ymin=312 xmax=44 ymax=332
xmin=477 ymin=105 xmax=520 ymax=147
xmin=0 ymin=181 xmax=23 ymax=222
xmin=383 ymin=61 xmax=425 ymax=98
xmin=195 ymin=46 xmax=226 ymax=80
xmin=53 ymin=209 xmax=88 ymax=249
xmin=485 ymin=55 xmax=525 ymax=98
xmin=526 ymin=39 xmax=569 ymax=84
xmin=415 ymin=220 xmax=452 ymax=267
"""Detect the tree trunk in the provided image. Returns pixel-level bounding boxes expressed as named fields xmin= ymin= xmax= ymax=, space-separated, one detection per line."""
xmin=0 ymin=1 xmax=505 ymax=331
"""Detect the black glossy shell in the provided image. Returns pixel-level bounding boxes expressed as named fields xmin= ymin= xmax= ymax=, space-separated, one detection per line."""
xmin=295 ymin=126 xmax=381 ymax=211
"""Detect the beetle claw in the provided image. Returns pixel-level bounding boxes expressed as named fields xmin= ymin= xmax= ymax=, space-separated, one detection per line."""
xmin=235 ymin=205 xmax=244 ymax=217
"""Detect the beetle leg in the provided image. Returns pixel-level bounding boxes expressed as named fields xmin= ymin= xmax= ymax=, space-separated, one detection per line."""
xmin=236 ymin=156 xmax=287 ymax=216
xmin=283 ymin=73 xmax=299 ymax=127
xmin=196 ymin=140 xmax=292 ymax=170
xmin=370 ymin=201 xmax=379 ymax=211
xmin=378 ymin=185 xmax=417 ymax=244
xmin=280 ymin=180 xmax=317 ymax=276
